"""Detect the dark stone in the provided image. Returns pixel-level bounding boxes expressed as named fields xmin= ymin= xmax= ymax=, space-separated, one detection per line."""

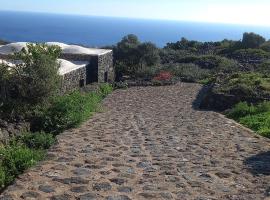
xmin=51 ymin=194 xmax=72 ymax=200
xmin=109 ymin=178 xmax=126 ymax=185
xmin=117 ymin=187 xmax=132 ymax=193
xmin=38 ymin=185 xmax=55 ymax=193
xmin=72 ymin=168 xmax=91 ymax=176
xmin=77 ymin=193 xmax=97 ymax=200
xmin=56 ymin=157 xmax=74 ymax=162
xmin=70 ymin=186 xmax=87 ymax=193
xmin=136 ymin=161 xmax=151 ymax=168
xmin=106 ymin=195 xmax=131 ymax=200
xmin=86 ymin=165 xmax=105 ymax=169
xmin=139 ymin=193 xmax=160 ymax=199
xmin=215 ymin=172 xmax=232 ymax=178
xmin=21 ymin=191 xmax=41 ymax=199
xmin=53 ymin=177 xmax=89 ymax=184
xmin=74 ymin=163 xmax=84 ymax=167
xmin=93 ymin=182 xmax=112 ymax=191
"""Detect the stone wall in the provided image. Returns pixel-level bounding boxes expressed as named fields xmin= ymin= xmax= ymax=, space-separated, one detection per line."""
xmin=60 ymin=54 xmax=93 ymax=61
xmin=97 ymin=51 xmax=114 ymax=83
xmin=0 ymin=54 xmax=12 ymax=60
xmin=61 ymin=51 xmax=114 ymax=84
xmin=60 ymin=66 xmax=87 ymax=94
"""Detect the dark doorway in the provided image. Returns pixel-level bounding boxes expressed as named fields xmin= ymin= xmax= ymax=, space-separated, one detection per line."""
xmin=79 ymin=79 xmax=85 ymax=88
xmin=86 ymin=57 xmax=98 ymax=84
xmin=104 ymin=71 xmax=108 ymax=82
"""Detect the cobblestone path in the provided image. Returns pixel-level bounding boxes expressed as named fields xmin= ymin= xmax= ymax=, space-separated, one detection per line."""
xmin=1 ymin=83 xmax=270 ymax=200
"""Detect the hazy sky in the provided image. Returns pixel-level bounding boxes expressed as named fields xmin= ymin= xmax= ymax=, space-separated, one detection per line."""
xmin=0 ymin=0 xmax=270 ymax=26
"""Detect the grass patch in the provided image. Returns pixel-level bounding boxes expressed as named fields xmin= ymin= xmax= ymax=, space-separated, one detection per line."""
xmin=227 ymin=101 xmax=270 ymax=138
xmin=32 ymin=83 xmax=113 ymax=134
xmin=0 ymin=145 xmax=45 ymax=190
xmin=11 ymin=132 xmax=56 ymax=150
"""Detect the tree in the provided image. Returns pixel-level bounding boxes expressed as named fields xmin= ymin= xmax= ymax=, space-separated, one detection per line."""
xmin=138 ymin=42 xmax=160 ymax=68
xmin=241 ymin=32 xmax=266 ymax=49
xmin=114 ymin=34 xmax=160 ymax=78
xmin=165 ymin=37 xmax=202 ymax=52
xmin=260 ymin=41 xmax=270 ymax=52
xmin=114 ymin=34 xmax=140 ymax=66
xmin=0 ymin=43 xmax=62 ymax=118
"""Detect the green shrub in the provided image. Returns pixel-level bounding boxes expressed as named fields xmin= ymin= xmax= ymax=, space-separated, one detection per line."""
xmin=0 ymin=166 xmax=7 ymax=189
xmin=198 ymin=77 xmax=216 ymax=85
xmin=0 ymin=146 xmax=44 ymax=175
xmin=12 ymin=132 xmax=55 ymax=150
xmin=162 ymin=63 xmax=210 ymax=82
xmin=226 ymin=102 xmax=256 ymax=120
xmin=231 ymin=48 xmax=270 ymax=60
xmin=227 ymin=101 xmax=270 ymax=138
xmin=114 ymin=81 xmax=128 ymax=89
xmin=260 ymin=41 xmax=270 ymax=52
xmin=255 ymin=101 xmax=270 ymax=113
xmin=98 ymin=83 xmax=113 ymax=98
xmin=177 ymin=55 xmax=238 ymax=70
xmin=257 ymin=60 xmax=270 ymax=74
xmin=33 ymin=91 xmax=102 ymax=134
xmin=0 ymin=145 xmax=44 ymax=188
xmin=0 ymin=43 xmax=62 ymax=120
xmin=133 ymin=66 xmax=159 ymax=79
xmin=217 ymin=73 xmax=270 ymax=97
xmin=239 ymin=113 xmax=270 ymax=137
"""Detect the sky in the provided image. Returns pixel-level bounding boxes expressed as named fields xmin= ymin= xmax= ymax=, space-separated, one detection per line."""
xmin=0 ymin=0 xmax=270 ymax=26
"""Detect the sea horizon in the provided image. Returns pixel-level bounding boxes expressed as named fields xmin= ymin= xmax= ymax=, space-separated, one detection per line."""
xmin=0 ymin=10 xmax=270 ymax=47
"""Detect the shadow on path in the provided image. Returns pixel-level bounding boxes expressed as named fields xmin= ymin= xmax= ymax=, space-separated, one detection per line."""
xmin=244 ymin=151 xmax=270 ymax=176
xmin=192 ymin=84 xmax=213 ymax=110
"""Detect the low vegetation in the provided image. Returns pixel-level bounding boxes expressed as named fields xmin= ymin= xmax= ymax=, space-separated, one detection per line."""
xmin=216 ymin=73 xmax=270 ymax=98
xmin=227 ymin=102 xmax=270 ymax=138
xmin=33 ymin=90 xmax=104 ymax=134
xmin=0 ymin=43 xmax=62 ymax=120
xmin=0 ymin=130 xmax=57 ymax=189
xmin=0 ymin=83 xmax=112 ymax=190
xmin=0 ymin=43 xmax=114 ymax=190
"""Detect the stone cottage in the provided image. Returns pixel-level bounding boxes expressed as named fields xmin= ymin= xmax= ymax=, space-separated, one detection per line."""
xmin=0 ymin=42 xmax=114 ymax=93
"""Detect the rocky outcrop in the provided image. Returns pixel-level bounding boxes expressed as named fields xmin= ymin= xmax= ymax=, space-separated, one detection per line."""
xmin=199 ymin=84 xmax=270 ymax=111
xmin=0 ymin=119 xmax=30 ymax=144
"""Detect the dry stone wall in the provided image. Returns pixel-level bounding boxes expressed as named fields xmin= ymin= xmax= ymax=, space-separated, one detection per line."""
xmin=60 ymin=66 xmax=86 ymax=94
xmin=97 ymin=51 xmax=114 ymax=83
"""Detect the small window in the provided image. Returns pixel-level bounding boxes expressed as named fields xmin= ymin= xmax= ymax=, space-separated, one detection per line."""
xmin=79 ymin=79 xmax=85 ymax=87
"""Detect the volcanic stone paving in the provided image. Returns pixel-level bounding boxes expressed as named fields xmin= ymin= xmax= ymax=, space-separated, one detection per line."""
xmin=1 ymin=83 xmax=270 ymax=200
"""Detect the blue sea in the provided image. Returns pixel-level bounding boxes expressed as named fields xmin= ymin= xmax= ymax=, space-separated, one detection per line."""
xmin=0 ymin=11 xmax=270 ymax=47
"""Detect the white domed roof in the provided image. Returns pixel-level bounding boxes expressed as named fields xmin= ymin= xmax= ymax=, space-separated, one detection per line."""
xmin=0 ymin=42 xmax=112 ymax=56
xmin=46 ymin=42 xmax=69 ymax=49
xmin=58 ymin=59 xmax=88 ymax=75
xmin=0 ymin=42 xmax=27 ymax=55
